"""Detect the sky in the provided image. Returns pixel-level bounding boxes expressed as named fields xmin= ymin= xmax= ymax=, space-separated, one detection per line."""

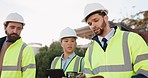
xmin=0 ymin=0 xmax=147 ymax=46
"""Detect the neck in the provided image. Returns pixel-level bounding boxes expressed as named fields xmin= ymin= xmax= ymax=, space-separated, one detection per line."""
xmin=101 ymin=25 xmax=112 ymax=37
xmin=63 ymin=52 xmax=73 ymax=59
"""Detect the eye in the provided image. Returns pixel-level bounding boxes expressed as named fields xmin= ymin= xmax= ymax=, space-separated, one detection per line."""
xmin=88 ymin=22 xmax=92 ymax=26
xmin=10 ymin=26 xmax=15 ymax=29
xmin=63 ymin=40 xmax=68 ymax=42
xmin=17 ymin=27 xmax=23 ymax=30
xmin=94 ymin=19 xmax=99 ymax=22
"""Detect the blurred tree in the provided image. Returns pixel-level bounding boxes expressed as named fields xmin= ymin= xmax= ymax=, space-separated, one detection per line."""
xmin=121 ymin=10 xmax=148 ymax=29
xmin=75 ymin=47 xmax=86 ymax=57
xmin=35 ymin=45 xmax=50 ymax=78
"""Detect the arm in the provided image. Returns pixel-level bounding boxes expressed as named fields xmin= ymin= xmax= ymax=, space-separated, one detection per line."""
xmin=22 ymin=46 xmax=36 ymax=78
xmin=83 ymin=46 xmax=94 ymax=77
xmin=50 ymin=58 xmax=56 ymax=69
xmin=80 ymin=57 xmax=84 ymax=72
xmin=50 ymin=57 xmax=60 ymax=69
xmin=129 ymin=33 xmax=148 ymax=78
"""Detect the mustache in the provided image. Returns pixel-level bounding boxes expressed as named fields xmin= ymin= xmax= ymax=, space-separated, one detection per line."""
xmin=10 ymin=33 xmax=18 ymax=36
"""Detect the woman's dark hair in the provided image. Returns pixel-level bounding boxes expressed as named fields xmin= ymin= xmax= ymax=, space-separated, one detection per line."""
xmin=85 ymin=10 xmax=107 ymax=22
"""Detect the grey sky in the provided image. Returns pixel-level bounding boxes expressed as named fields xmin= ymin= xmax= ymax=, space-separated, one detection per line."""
xmin=0 ymin=0 xmax=147 ymax=46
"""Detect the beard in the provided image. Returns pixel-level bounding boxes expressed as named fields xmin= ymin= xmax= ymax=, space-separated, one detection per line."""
xmin=5 ymin=31 xmax=20 ymax=42
xmin=96 ymin=19 xmax=106 ymax=36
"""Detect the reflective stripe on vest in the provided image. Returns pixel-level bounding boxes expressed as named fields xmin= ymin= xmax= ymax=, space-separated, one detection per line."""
xmin=52 ymin=57 xmax=60 ymax=69
xmin=21 ymin=64 xmax=36 ymax=72
xmin=53 ymin=56 xmax=81 ymax=72
xmin=85 ymin=31 xmax=133 ymax=74
xmin=74 ymin=57 xmax=81 ymax=72
xmin=134 ymin=54 xmax=148 ymax=64
xmin=2 ymin=43 xmax=35 ymax=72
xmin=135 ymin=54 xmax=148 ymax=77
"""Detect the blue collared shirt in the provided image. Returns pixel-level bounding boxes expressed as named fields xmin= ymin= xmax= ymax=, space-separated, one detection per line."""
xmin=60 ymin=52 xmax=76 ymax=71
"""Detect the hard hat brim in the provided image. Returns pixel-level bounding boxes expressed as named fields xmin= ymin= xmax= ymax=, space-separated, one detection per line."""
xmin=81 ymin=9 xmax=108 ymax=22
xmin=3 ymin=21 xmax=25 ymax=26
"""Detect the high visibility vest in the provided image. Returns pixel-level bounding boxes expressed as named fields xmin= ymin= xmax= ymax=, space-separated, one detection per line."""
xmin=51 ymin=55 xmax=82 ymax=75
xmin=1 ymin=38 xmax=36 ymax=78
xmin=84 ymin=28 xmax=148 ymax=78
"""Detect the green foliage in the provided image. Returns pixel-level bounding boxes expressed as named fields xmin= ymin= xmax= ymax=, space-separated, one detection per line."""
xmin=48 ymin=41 xmax=63 ymax=56
xmin=35 ymin=48 xmax=50 ymax=78
xmin=35 ymin=41 xmax=62 ymax=78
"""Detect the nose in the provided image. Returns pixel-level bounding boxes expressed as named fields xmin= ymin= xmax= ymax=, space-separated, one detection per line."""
xmin=67 ymin=41 xmax=72 ymax=45
xmin=12 ymin=28 xmax=18 ymax=33
xmin=90 ymin=23 xmax=96 ymax=29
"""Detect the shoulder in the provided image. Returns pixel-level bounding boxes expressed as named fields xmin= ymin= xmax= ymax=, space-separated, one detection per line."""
xmin=22 ymin=43 xmax=35 ymax=56
xmin=127 ymin=31 xmax=143 ymax=40
xmin=75 ymin=55 xmax=84 ymax=61
xmin=0 ymin=36 xmax=6 ymax=41
xmin=127 ymin=31 xmax=147 ymax=46
xmin=24 ymin=44 xmax=34 ymax=51
xmin=128 ymin=31 xmax=141 ymax=37
xmin=121 ymin=31 xmax=142 ymax=40
xmin=53 ymin=56 xmax=60 ymax=61
xmin=75 ymin=55 xmax=82 ymax=58
xmin=0 ymin=36 xmax=6 ymax=49
xmin=54 ymin=56 xmax=60 ymax=59
xmin=51 ymin=56 xmax=61 ymax=65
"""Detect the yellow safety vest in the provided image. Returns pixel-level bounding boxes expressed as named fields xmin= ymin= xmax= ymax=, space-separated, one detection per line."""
xmin=51 ymin=55 xmax=82 ymax=75
xmin=84 ymin=28 xmax=148 ymax=78
xmin=1 ymin=38 xmax=36 ymax=78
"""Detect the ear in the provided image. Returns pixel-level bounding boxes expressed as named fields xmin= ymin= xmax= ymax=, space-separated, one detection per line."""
xmin=60 ymin=40 xmax=65 ymax=48
xmin=103 ymin=15 xmax=108 ymax=22
xmin=4 ymin=26 xmax=7 ymax=31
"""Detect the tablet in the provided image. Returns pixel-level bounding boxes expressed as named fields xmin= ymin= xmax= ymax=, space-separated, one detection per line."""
xmin=46 ymin=69 xmax=65 ymax=78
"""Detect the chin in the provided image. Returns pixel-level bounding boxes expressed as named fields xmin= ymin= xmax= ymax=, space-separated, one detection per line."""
xmin=67 ymin=51 xmax=73 ymax=53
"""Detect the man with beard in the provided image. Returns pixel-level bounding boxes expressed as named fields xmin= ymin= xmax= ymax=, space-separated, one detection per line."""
xmin=82 ymin=3 xmax=148 ymax=78
xmin=0 ymin=12 xmax=36 ymax=78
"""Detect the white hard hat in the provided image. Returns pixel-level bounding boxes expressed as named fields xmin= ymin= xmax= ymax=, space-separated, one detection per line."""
xmin=82 ymin=3 xmax=108 ymax=22
xmin=4 ymin=12 xmax=25 ymax=26
xmin=59 ymin=27 xmax=77 ymax=40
